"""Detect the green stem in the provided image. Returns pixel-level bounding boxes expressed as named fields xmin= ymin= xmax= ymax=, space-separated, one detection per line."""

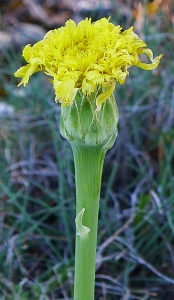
xmin=71 ymin=142 xmax=106 ymax=300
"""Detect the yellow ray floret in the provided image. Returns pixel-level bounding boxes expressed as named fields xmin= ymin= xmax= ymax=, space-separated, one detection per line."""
xmin=14 ymin=17 xmax=163 ymax=108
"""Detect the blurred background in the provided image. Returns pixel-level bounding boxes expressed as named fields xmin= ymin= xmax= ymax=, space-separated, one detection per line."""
xmin=0 ymin=0 xmax=174 ymax=299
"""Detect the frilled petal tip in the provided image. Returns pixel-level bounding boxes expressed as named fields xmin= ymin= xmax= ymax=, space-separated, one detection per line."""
xmin=14 ymin=60 xmax=43 ymax=86
xmin=54 ymin=79 xmax=78 ymax=107
xmin=14 ymin=66 xmax=29 ymax=86
xmin=14 ymin=64 xmax=38 ymax=86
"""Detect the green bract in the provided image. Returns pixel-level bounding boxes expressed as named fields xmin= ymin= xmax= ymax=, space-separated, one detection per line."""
xmin=60 ymin=91 xmax=119 ymax=150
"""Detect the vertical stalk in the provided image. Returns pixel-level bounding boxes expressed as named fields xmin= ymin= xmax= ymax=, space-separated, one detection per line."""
xmin=71 ymin=142 xmax=106 ymax=300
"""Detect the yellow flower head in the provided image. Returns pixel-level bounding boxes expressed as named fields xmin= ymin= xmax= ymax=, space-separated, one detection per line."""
xmin=14 ymin=18 xmax=162 ymax=109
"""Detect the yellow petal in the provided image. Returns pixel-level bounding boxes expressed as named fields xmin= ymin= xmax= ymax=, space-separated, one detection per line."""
xmin=95 ymin=81 xmax=116 ymax=112
xmin=54 ymin=79 xmax=78 ymax=106
xmin=136 ymin=53 xmax=163 ymax=70
xmin=81 ymin=78 xmax=96 ymax=95
xmin=14 ymin=17 xmax=163 ymax=109
xmin=22 ymin=44 xmax=32 ymax=62
xmin=14 ymin=63 xmax=40 ymax=86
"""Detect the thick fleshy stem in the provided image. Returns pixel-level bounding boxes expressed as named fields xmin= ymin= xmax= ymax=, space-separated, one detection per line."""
xmin=71 ymin=142 xmax=106 ymax=300
xmin=59 ymin=92 xmax=118 ymax=299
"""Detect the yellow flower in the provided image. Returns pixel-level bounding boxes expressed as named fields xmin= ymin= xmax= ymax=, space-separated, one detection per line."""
xmin=14 ymin=17 xmax=162 ymax=109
